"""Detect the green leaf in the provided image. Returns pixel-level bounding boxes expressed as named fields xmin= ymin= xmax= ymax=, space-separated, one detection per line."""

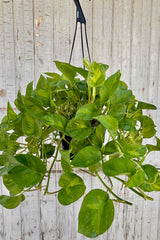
xmin=35 ymin=75 xmax=51 ymax=107
xmin=70 ymin=138 xmax=91 ymax=155
xmin=91 ymin=124 xmax=105 ymax=148
xmin=117 ymin=139 xmax=146 ymax=158
xmin=14 ymin=90 xmax=25 ymax=113
xmin=110 ymin=86 xmax=132 ymax=105
xmin=22 ymin=114 xmax=42 ymax=137
xmin=102 ymin=140 xmax=118 ymax=155
xmin=125 ymin=169 xmax=145 ymax=187
xmin=3 ymin=174 xmax=23 ymax=195
xmin=147 ymin=137 xmax=160 ymax=152
xmin=55 ymin=61 xmax=77 ymax=84
xmin=60 ymin=150 xmax=72 ymax=174
xmin=0 ymin=129 xmax=8 ymax=150
xmin=103 ymin=158 xmax=136 ymax=177
xmin=0 ymin=194 xmax=25 ymax=209
xmin=108 ymin=104 xmax=127 ymax=121
xmin=8 ymin=154 xmax=46 ymax=188
xmin=66 ymin=118 xmax=93 ymax=139
xmin=87 ymin=61 xmax=109 ymax=87
xmin=58 ymin=173 xmax=86 ymax=205
xmin=140 ymin=164 xmax=159 ymax=192
xmin=100 ymin=70 xmax=121 ymax=102
xmin=119 ymin=118 xmax=137 ymax=133
xmin=25 ymin=81 xmax=33 ymax=97
xmin=95 ymin=115 xmax=118 ymax=138
xmin=41 ymin=144 xmax=55 ymax=159
xmin=40 ymin=113 xmax=68 ymax=133
xmin=71 ymin=146 xmax=101 ymax=167
xmin=78 ymin=189 xmax=114 ymax=238
xmin=45 ymin=72 xmax=61 ymax=81
xmin=140 ymin=116 xmax=156 ymax=138
xmin=7 ymin=102 xmax=17 ymax=120
xmin=83 ymin=59 xmax=91 ymax=70
xmin=75 ymin=103 xmax=99 ymax=120
xmin=24 ymin=96 xmax=45 ymax=118
xmin=137 ymin=101 xmax=157 ymax=110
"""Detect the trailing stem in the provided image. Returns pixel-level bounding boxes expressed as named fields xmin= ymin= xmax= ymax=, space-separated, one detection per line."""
xmin=44 ymin=135 xmax=64 ymax=195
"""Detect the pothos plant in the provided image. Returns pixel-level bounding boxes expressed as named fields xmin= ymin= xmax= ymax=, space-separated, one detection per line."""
xmin=0 ymin=59 xmax=160 ymax=238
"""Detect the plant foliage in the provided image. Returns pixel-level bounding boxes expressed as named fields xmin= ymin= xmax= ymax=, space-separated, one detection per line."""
xmin=0 ymin=59 xmax=160 ymax=238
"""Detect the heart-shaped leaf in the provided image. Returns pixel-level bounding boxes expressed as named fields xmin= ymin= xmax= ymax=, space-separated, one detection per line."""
xmin=78 ymin=189 xmax=114 ymax=238
xmin=95 ymin=115 xmax=118 ymax=138
xmin=58 ymin=173 xmax=86 ymax=205
xmin=0 ymin=194 xmax=25 ymax=209
xmin=71 ymin=146 xmax=101 ymax=167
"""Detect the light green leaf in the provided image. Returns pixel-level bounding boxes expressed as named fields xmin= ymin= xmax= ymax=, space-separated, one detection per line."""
xmin=100 ymin=70 xmax=121 ymax=102
xmin=0 ymin=194 xmax=25 ymax=209
xmin=147 ymin=137 xmax=160 ymax=152
xmin=14 ymin=90 xmax=25 ymax=113
xmin=103 ymin=158 xmax=136 ymax=176
xmin=78 ymin=189 xmax=114 ymax=238
xmin=95 ymin=115 xmax=118 ymax=138
xmin=140 ymin=116 xmax=156 ymax=138
xmin=3 ymin=174 xmax=23 ymax=195
xmin=66 ymin=118 xmax=93 ymax=139
xmin=22 ymin=114 xmax=42 ymax=137
xmin=75 ymin=103 xmax=99 ymax=120
xmin=71 ymin=146 xmax=101 ymax=167
xmin=0 ymin=129 xmax=8 ymax=151
xmin=40 ymin=113 xmax=68 ymax=133
xmin=87 ymin=61 xmax=109 ymax=87
xmin=125 ymin=169 xmax=145 ymax=187
xmin=58 ymin=173 xmax=86 ymax=205
xmin=117 ymin=139 xmax=146 ymax=158
xmin=25 ymin=81 xmax=33 ymax=97
xmin=7 ymin=102 xmax=17 ymax=120
xmin=60 ymin=150 xmax=72 ymax=174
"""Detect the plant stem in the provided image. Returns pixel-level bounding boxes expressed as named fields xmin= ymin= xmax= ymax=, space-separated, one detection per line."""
xmin=44 ymin=135 xmax=64 ymax=195
xmin=79 ymin=168 xmax=96 ymax=177
xmin=96 ymin=172 xmax=132 ymax=205
xmin=92 ymin=87 xmax=96 ymax=103
xmin=113 ymin=176 xmax=154 ymax=201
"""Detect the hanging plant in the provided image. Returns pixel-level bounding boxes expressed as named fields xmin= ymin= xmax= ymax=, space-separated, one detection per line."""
xmin=0 ymin=59 xmax=160 ymax=238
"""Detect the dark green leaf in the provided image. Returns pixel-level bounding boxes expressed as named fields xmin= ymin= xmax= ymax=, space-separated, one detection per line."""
xmin=41 ymin=144 xmax=55 ymax=158
xmin=8 ymin=154 xmax=46 ymax=188
xmin=91 ymin=124 xmax=105 ymax=148
xmin=78 ymin=189 xmax=114 ymax=238
xmin=95 ymin=115 xmax=118 ymax=138
xmin=147 ymin=137 xmax=160 ymax=152
xmin=119 ymin=118 xmax=137 ymax=133
xmin=100 ymin=70 xmax=121 ymax=102
xmin=0 ymin=194 xmax=25 ymax=209
xmin=66 ymin=118 xmax=93 ymax=139
xmin=70 ymin=138 xmax=91 ymax=155
xmin=25 ymin=81 xmax=33 ymax=97
xmin=71 ymin=146 xmax=101 ymax=167
xmin=24 ymin=96 xmax=45 ymax=118
xmin=102 ymin=140 xmax=118 ymax=155
xmin=137 ymin=101 xmax=157 ymax=110
xmin=14 ymin=90 xmax=25 ymax=113
xmin=110 ymin=86 xmax=132 ymax=105
xmin=103 ymin=158 xmax=136 ymax=176
xmin=0 ymin=129 xmax=8 ymax=150
xmin=58 ymin=173 xmax=86 ymax=205
xmin=55 ymin=61 xmax=77 ymax=84
xmin=108 ymin=104 xmax=127 ymax=121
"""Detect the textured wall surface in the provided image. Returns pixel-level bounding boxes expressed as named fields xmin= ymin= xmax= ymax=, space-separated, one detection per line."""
xmin=0 ymin=0 xmax=160 ymax=239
